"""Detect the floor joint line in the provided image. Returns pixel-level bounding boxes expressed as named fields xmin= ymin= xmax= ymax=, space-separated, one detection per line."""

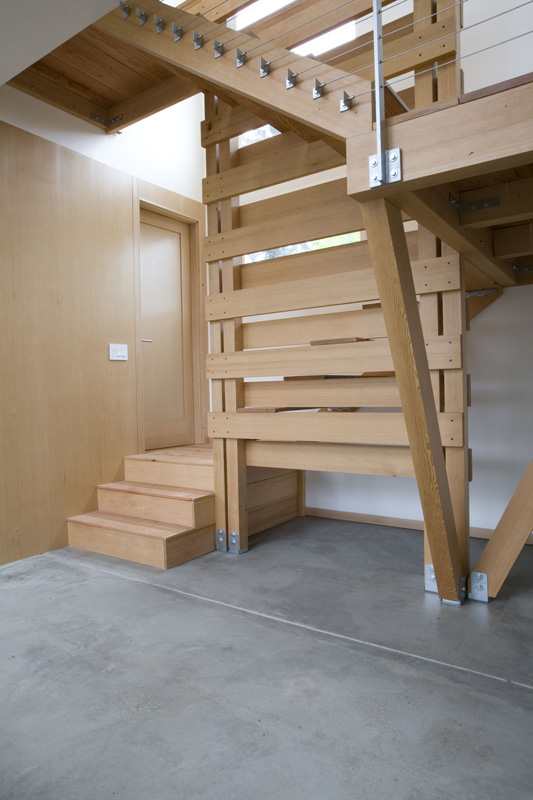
xmin=51 ymin=553 xmax=533 ymax=692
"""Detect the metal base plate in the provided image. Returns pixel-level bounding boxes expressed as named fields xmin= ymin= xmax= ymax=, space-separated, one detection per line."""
xmin=468 ymin=572 xmax=489 ymax=603
xmin=228 ymin=532 xmax=248 ymax=554
xmin=216 ymin=529 xmax=228 ymax=552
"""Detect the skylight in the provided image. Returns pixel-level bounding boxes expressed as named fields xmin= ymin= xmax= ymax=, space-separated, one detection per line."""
xmin=292 ymin=21 xmax=357 ymax=58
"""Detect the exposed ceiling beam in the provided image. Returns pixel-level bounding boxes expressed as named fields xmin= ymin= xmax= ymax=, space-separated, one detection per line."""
xmin=493 ymin=223 xmax=533 ymax=259
xmin=107 ymin=74 xmax=198 ymax=132
xmin=392 ymin=186 xmax=517 ymax=287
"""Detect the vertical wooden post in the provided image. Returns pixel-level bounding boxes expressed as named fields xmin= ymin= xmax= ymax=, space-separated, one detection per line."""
xmin=219 ymin=104 xmax=248 ymax=554
xmin=362 ymin=198 xmax=464 ymax=603
xmin=414 ymin=0 xmax=436 ymax=108
xmin=204 ymin=93 xmax=227 ymax=551
xmin=436 ymin=0 xmax=462 ymax=101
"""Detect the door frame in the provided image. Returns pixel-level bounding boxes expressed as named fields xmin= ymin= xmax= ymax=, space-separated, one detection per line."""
xmin=133 ymin=179 xmax=208 ymax=452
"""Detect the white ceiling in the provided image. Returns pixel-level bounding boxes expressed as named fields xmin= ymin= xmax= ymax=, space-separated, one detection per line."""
xmin=0 ymin=0 xmax=117 ymax=85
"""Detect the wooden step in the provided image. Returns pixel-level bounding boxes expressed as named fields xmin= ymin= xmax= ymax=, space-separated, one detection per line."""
xmin=97 ymin=481 xmax=215 ymax=528
xmin=68 ymin=511 xmax=215 ymax=569
xmin=124 ymin=445 xmax=214 ymax=490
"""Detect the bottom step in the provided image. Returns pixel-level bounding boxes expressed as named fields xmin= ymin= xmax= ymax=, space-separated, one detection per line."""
xmin=68 ymin=512 xmax=215 ymax=569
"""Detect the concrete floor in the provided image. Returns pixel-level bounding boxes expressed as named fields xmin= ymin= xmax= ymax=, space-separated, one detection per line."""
xmin=1 ymin=517 xmax=532 ymax=800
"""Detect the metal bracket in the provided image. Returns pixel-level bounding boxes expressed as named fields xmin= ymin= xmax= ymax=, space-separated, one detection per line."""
xmin=441 ymin=575 xmax=467 ymax=606
xmin=466 ymin=288 xmax=499 ymax=298
xmin=172 ymin=23 xmax=183 ymax=42
xmin=136 ymin=8 xmax=147 ymax=25
xmin=340 ymin=91 xmax=355 ymax=112
xmin=449 ymin=194 xmax=500 ymax=215
xmin=154 ymin=15 xmax=164 ymax=34
xmin=260 ymin=57 xmax=271 ymax=77
xmin=193 ymin=31 xmax=203 ymax=50
xmin=369 ymin=148 xmax=402 ymax=187
xmin=216 ymin=529 xmax=228 ymax=552
xmin=228 ymin=531 xmax=248 ymax=555
xmin=425 ymin=564 xmax=438 ymax=594
xmin=119 ymin=1 xmax=130 ymax=19
xmin=236 ymin=48 xmax=246 ymax=67
xmin=91 ymin=112 xmax=124 ymax=126
xmin=468 ymin=571 xmax=489 ymax=603
xmin=286 ymin=69 xmax=298 ymax=89
xmin=313 ymin=79 xmax=325 ymax=99
xmin=213 ymin=39 xmax=224 ymax=58
xmin=513 ymin=263 xmax=533 ymax=273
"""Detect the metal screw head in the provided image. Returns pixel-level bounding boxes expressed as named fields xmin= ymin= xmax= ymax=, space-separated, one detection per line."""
xmin=390 ymin=169 xmax=398 ymax=178
xmin=371 ymin=174 xmax=379 ymax=182
xmin=389 ymin=151 xmax=398 ymax=162
xmin=370 ymin=158 xmax=378 ymax=168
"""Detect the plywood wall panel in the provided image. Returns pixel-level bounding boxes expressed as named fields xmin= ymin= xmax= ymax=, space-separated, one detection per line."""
xmin=0 ymin=122 xmax=136 ymax=564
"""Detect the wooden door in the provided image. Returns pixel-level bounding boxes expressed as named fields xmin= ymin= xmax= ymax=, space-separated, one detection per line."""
xmin=139 ymin=209 xmax=194 ymax=450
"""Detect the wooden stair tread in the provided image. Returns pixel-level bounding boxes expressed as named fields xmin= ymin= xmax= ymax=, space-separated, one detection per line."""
xmin=68 ymin=511 xmax=196 ymax=540
xmin=98 ymin=481 xmax=214 ymax=502
xmin=126 ymin=444 xmax=214 ymax=467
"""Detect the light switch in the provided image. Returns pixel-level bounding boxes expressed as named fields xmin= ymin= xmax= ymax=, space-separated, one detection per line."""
xmin=109 ymin=344 xmax=128 ymax=361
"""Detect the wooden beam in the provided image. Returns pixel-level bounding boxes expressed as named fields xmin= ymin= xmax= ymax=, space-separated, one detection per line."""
xmin=244 ymin=377 xmax=401 ymax=408
xmin=107 ymin=75 xmax=197 ymax=132
xmin=94 ymin=7 xmax=372 ymax=144
xmin=246 ymin=440 xmax=415 ymax=477
xmin=202 ymin=105 xmax=270 ymax=147
xmin=347 ymin=81 xmax=533 ymax=199
xmin=392 ymin=187 xmax=517 ymax=287
xmin=361 ymin=198 xmax=463 ymax=602
xmin=209 ymin=410 xmax=463 ymax=447
xmin=493 ymin=223 xmax=533 ymax=258
xmin=458 ymin=177 xmax=533 ymax=230
xmin=207 ymin=336 xmax=462 ymax=378
xmin=471 ymin=460 xmax=533 ymax=598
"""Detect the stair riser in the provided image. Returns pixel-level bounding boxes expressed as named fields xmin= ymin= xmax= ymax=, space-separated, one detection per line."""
xmin=97 ymin=488 xmax=215 ymax=528
xmin=68 ymin=520 xmax=217 ymax=569
xmin=68 ymin=520 xmax=166 ymax=569
xmin=124 ymin=459 xmax=214 ymax=491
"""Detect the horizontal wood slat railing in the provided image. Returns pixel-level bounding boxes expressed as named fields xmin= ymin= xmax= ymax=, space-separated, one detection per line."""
xmin=209 ymin=411 xmax=464 ymax=447
xmin=243 ymin=377 xmax=401 ymax=409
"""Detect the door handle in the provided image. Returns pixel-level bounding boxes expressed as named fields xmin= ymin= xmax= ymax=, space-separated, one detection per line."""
xmin=141 ymin=339 xmax=153 ymax=343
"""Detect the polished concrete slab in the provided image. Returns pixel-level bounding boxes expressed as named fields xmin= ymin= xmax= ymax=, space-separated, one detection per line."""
xmin=1 ymin=517 xmax=532 ymax=799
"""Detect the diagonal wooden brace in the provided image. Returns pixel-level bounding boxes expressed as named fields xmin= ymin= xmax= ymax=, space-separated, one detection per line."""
xmin=361 ymin=198 xmax=464 ymax=603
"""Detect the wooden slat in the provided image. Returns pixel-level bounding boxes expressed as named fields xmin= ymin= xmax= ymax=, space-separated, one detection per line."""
xmin=203 ymin=139 xmax=345 ymax=202
xmin=247 ymin=440 xmax=415 ymax=477
xmin=209 ymin=411 xmax=463 ymax=447
xmin=347 ymin=82 xmax=533 ymax=200
xmin=202 ymin=105 xmax=270 ymax=147
xmin=240 ymin=232 xmax=419 ymax=289
xmin=247 ymin=472 xmax=298 ymax=510
xmin=243 ymin=376 xmax=401 ymax=408
xmin=206 ymin=256 xmax=461 ymax=320
xmin=472 ymin=460 xmax=533 ymax=598
xmin=393 ymin=188 xmax=517 ymax=287
xmin=361 ymin=197 xmax=463 ymax=602
xmin=330 ymin=14 xmax=457 ymax=81
xmin=243 ymin=308 xmax=387 ymax=349
xmin=208 ymin=336 xmax=462 ymax=378
xmin=458 ymin=177 xmax=533 ymax=229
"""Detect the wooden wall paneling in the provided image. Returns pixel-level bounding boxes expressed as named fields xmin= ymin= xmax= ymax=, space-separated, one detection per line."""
xmin=471 ymin=460 xmax=533 ymax=597
xmin=219 ymin=105 xmax=248 ymax=554
xmin=204 ymin=93 xmax=228 ymax=550
xmin=361 ymin=198 xmax=463 ymax=603
xmin=441 ymin=246 xmax=470 ymax=576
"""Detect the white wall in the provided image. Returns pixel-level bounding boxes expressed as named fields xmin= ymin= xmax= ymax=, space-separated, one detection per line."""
xmin=0 ymin=86 xmax=205 ymax=202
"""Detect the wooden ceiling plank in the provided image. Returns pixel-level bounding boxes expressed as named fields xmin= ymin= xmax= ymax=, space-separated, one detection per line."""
xmin=347 ymin=81 xmax=533 ymax=200
xmin=79 ymin=27 xmax=178 ymax=84
xmin=393 ymin=187 xmax=517 ymax=287
xmin=7 ymin=67 xmax=109 ymax=129
xmin=458 ymin=176 xmax=533 ymax=229
xmin=107 ymin=75 xmax=199 ymax=132
xmin=493 ymin=223 xmax=533 ymax=258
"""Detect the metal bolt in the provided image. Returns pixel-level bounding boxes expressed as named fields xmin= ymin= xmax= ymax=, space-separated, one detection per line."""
xmin=390 ymin=169 xmax=398 ymax=178
xmin=389 ymin=151 xmax=398 ymax=162
xmin=371 ymin=174 xmax=379 ymax=182
xmin=370 ymin=158 xmax=378 ymax=168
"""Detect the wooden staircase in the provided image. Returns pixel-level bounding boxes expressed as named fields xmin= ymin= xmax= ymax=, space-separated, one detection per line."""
xmin=68 ymin=445 xmax=301 ymax=569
